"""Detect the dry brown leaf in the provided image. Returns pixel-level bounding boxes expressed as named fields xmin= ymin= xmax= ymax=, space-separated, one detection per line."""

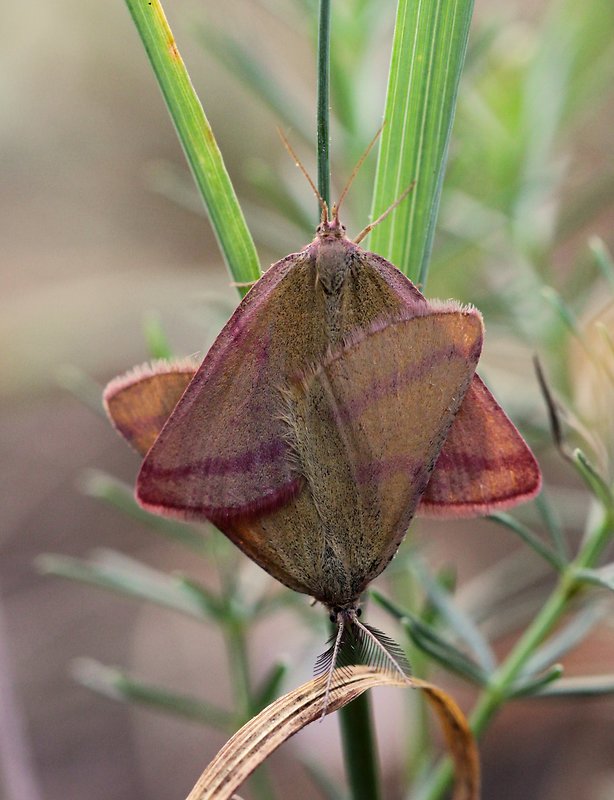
xmin=186 ymin=665 xmax=480 ymax=800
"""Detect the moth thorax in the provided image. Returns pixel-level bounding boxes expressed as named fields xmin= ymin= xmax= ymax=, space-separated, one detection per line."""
xmin=315 ymin=240 xmax=350 ymax=295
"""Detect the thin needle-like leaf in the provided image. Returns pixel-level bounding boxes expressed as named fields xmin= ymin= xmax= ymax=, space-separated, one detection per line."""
xmin=372 ymin=591 xmax=488 ymax=685
xmin=573 ymin=449 xmax=614 ymax=510
xmin=36 ymin=551 xmax=220 ymax=621
xmin=574 ymin=567 xmax=614 ymax=593
xmin=521 ymin=602 xmax=607 ymax=678
xmin=534 ymin=491 xmax=568 ymax=561
xmin=508 ymin=664 xmax=564 ymax=699
xmin=488 ymin=512 xmax=563 ymax=571
xmin=535 ymin=674 xmax=614 ymax=698
xmin=413 ymin=561 xmax=496 ymax=673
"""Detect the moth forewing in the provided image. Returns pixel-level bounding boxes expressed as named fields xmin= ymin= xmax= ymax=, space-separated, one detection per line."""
xmin=289 ymin=305 xmax=484 ymax=598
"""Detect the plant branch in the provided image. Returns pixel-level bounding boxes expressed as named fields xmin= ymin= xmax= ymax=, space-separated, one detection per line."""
xmin=418 ymin=507 xmax=614 ymax=800
xmin=317 ymin=0 xmax=331 ymax=209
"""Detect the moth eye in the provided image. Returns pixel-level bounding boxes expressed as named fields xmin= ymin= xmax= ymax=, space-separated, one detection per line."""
xmin=329 ymin=611 xmax=337 ymax=623
xmin=356 ymin=607 xmax=362 ymax=618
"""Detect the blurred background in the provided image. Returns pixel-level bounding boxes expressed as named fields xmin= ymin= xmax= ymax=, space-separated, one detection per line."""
xmin=2 ymin=0 xmax=613 ymax=798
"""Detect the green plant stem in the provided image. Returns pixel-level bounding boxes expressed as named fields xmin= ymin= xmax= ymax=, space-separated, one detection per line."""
xmin=317 ymin=0 xmax=331 ymax=208
xmin=225 ymin=621 xmax=253 ymax=721
xmin=419 ymin=508 xmax=614 ymax=800
xmin=338 ymin=690 xmax=382 ymax=800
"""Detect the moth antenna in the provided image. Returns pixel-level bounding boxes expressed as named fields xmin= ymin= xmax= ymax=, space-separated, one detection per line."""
xmin=351 ymin=615 xmax=410 ymax=679
xmin=354 ymin=181 xmax=416 ymax=244
xmin=318 ymin=615 xmax=346 ymax=719
xmin=334 ymin=124 xmax=385 ymax=218
xmin=277 ymin=127 xmax=328 ymax=222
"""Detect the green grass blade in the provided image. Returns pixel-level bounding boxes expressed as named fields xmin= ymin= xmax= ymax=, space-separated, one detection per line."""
xmin=124 ymin=0 xmax=260 ymax=288
xmin=369 ymin=0 xmax=474 ymax=286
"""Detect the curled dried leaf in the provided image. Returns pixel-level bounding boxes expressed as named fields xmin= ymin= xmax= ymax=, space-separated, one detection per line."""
xmin=186 ymin=665 xmax=479 ymax=800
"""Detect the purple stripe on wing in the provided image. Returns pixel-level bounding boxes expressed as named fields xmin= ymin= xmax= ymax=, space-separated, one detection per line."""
xmin=434 ymin=450 xmax=534 ymax=474
xmin=355 ymin=455 xmax=423 ymax=484
xmin=335 ymin=344 xmax=471 ymax=423
xmin=141 ymin=475 xmax=304 ymax=525
xmin=145 ymin=438 xmax=289 ymax=479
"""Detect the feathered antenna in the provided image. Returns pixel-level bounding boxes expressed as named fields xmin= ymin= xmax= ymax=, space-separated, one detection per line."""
xmin=315 ymin=608 xmax=411 ymax=717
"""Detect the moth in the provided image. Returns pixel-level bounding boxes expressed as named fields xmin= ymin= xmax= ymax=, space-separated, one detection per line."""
xmin=104 ymin=198 xmax=540 ymax=690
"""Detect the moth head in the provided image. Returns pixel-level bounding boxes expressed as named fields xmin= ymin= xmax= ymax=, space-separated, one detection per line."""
xmin=328 ymin=604 xmax=361 ymax=624
xmin=317 ymin=204 xmax=347 ymax=239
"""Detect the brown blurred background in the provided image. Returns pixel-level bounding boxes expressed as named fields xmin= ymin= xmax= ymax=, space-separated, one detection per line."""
xmin=2 ymin=1 xmax=613 ymax=799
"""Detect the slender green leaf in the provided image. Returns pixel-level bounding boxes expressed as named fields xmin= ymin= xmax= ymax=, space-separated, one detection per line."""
xmin=413 ymin=561 xmax=496 ymax=672
xmin=81 ymin=470 xmax=211 ymax=555
xmin=535 ymin=674 xmax=614 ymax=698
xmin=521 ymin=602 xmax=607 ymax=677
xmin=574 ymin=567 xmax=614 ymax=593
xmin=488 ymin=512 xmax=564 ymax=570
xmin=36 ymin=551 xmax=218 ymax=620
xmin=176 ymin=575 xmax=226 ymax=620
xmin=541 ymin=286 xmax=582 ymax=338
xmin=421 ymin=565 xmax=457 ymax=626
xmin=73 ymin=658 xmax=233 ymax=730
xmin=124 ymin=0 xmax=260 ymax=288
xmin=369 ymin=0 xmax=474 ymax=285
xmin=534 ymin=491 xmax=568 ymax=560
xmin=372 ymin=590 xmax=488 ymax=685
xmin=508 ymin=663 xmax=564 ymax=699
xmin=573 ymin=449 xmax=614 ymax=509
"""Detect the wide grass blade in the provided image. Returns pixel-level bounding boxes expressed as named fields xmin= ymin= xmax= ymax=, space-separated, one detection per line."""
xmin=124 ymin=0 xmax=260 ymax=288
xmin=369 ymin=0 xmax=474 ymax=287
